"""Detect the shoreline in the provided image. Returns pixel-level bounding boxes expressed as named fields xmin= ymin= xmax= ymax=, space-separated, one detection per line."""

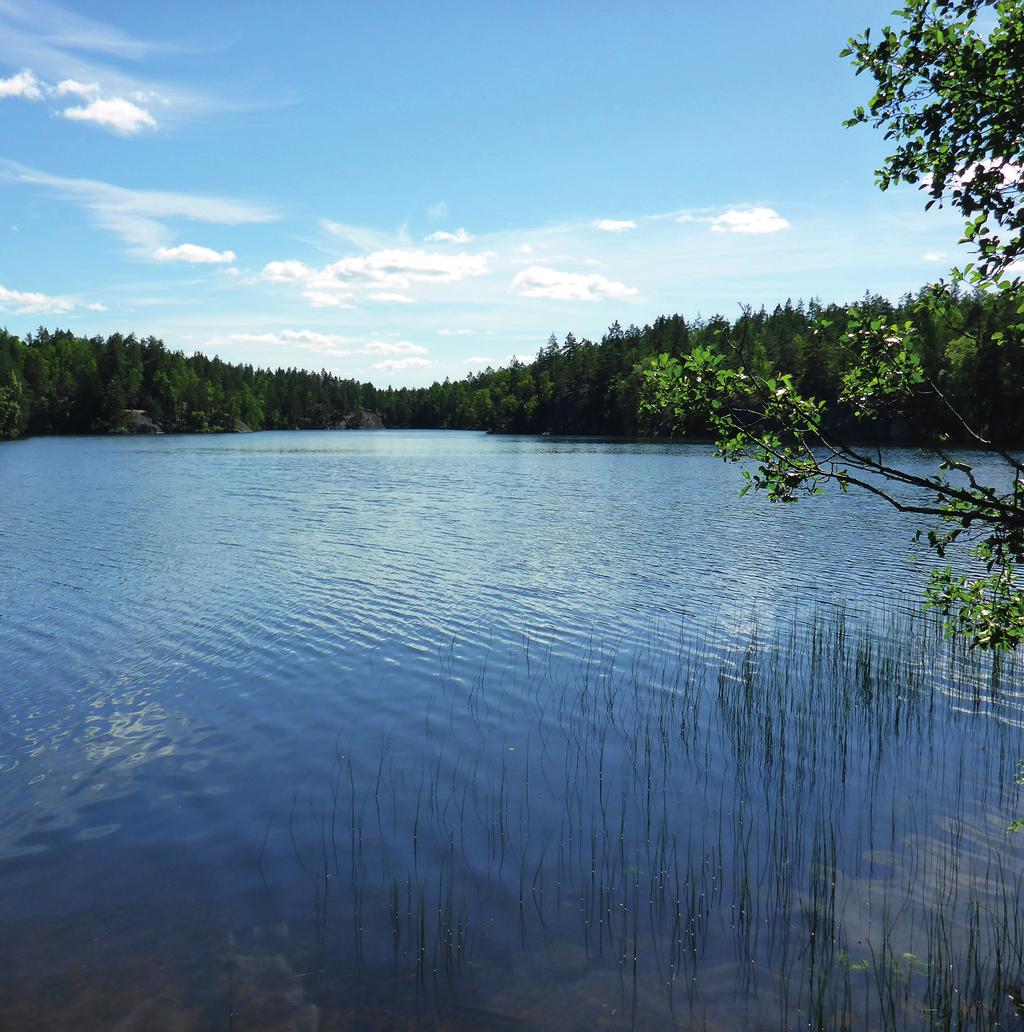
xmin=2 ymin=425 xmax=1016 ymax=453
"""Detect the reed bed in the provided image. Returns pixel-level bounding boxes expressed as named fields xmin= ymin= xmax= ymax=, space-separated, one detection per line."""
xmin=264 ymin=608 xmax=1024 ymax=1030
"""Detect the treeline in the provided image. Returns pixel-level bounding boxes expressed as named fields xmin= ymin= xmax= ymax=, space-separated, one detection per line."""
xmin=0 ymin=327 xmax=389 ymax=437
xmin=414 ymin=287 xmax=1024 ymax=442
xmin=1 ymin=286 xmax=1022 ymax=442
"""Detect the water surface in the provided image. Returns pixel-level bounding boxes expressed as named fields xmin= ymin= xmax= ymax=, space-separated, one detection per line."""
xmin=1 ymin=431 xmax=1021 ymax=1029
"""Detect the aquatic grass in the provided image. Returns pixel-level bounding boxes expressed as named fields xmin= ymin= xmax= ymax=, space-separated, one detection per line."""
xmin=263 ymin=606 xmax=1024 ymax=1029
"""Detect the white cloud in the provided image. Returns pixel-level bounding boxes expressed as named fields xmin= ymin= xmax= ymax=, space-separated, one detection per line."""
xmin=154 ymin=243 xmax=237 ymax=264
xmin=511 ymin=265 xmax=638 ymax=301
xmin=260 ymin=248 xmax=490 ymax=306
xmin=594 ymin=219 xmax=636 ymax=233
xmin=0 ymin=4 xmax=232 ymax=129
xmin=62 ymin=96 xmax=156 ymax=134
xmin=261 ymin=259 xmax=312 ymax=283
xmin=922 ymin=251 xmax=947 ymax=262
xmin=0 ymin=57 xmax=173 ymax=137
xmin=425 ymin=227 xmax=474 ymax=244
xmin=373 ymin=356 xmax=434 ymax=372
xmin=0 ymin=283 xmax=73 ymax=314
xmin=465 ymin=356 xmax=495 ymax=365
xmin=439 ymin=328 xmax=473 ymax=336
xmin=0 ymin=68 xmax=41 ymax=99
xmin=0 ymin=65 xmax=158 ymax=136
xmin=369 ymin=292 xmax=415 ymax=303
xmin=54 ymin=78 xmax=99 ymax=97
xmin=363 ymin=340 xmax=428 ymax=355
xmin=1 ymin=162 xmax=278 ymax=252
xmin=426 ymin=200 xmax=448 ymax=221
xmin=85 ymin=301 xmax=108 ymax=311
xmin=707 ymin=207 xmax=790 ymax=234
xmin=518 ymin=243 xmax=533 ymax=255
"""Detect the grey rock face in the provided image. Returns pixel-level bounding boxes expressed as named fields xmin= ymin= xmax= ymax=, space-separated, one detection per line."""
xmin=122 ymin=409 xmax=165 ymax=434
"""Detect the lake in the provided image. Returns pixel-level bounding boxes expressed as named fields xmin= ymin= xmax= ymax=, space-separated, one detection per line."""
xmin=1 ymin=430 xmax=1021 ymax=1030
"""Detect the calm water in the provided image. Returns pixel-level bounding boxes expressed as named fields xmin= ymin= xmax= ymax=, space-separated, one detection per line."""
xmin=0 ymin=431 xmax=1021 ymax=1030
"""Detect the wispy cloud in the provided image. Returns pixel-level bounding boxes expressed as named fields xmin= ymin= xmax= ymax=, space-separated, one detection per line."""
xmin=154 ymin=243 xmax=237 ymax=264
xmin=321 ymin=219 xmax=402 ymax=252
xmin=2 ymin=161 xmax=277 ymax=253
xmin=0 ymin=0 xmax=163 ymax=63
xmin=511 ymin=265 xmax=638 ymax=301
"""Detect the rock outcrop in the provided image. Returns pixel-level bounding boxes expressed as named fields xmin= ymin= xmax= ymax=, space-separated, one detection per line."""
xmin=331 ymin=407 xmax=385 ymax=430
xmin=123 ymin=409 xmax=165 ymax=434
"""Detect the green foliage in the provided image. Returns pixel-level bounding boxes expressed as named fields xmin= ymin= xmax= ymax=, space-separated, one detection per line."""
xmin=0 ymin=371 xmax=24 ymax=438
xmin=6 ymin=292 xmax=1024 ymax=447
xmin=841 ymin=0 xmax=1024 ymax=280
xmin=0 ymin=328 xmax=402 ymax=436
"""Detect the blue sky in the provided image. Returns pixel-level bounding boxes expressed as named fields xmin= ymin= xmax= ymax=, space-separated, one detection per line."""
xmin=0 ymin=0 xmax=966 ymax=386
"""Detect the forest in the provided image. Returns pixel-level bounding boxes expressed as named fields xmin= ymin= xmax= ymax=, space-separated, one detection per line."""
xmin=1 ymin=284 xmax=1022 ymax=443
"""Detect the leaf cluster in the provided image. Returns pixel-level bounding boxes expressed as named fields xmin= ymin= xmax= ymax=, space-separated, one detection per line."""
xmin=841 ymin=0 xmax=1024 ymax=279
